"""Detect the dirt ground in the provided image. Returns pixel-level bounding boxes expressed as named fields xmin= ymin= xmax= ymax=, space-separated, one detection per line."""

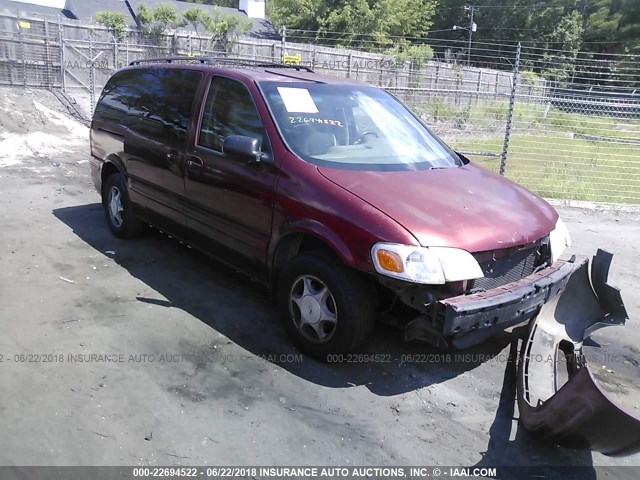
xmin=0 ymin=87 xmax=639 ymax=477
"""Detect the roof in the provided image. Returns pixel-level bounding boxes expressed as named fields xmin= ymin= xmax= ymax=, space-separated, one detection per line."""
xmin=126 ymin=0 xmax=280 ymax=39
xmin=64 ymin=0 xmax=134 ymax=23
xmin=0 ymin=0 xmax=280 ymax=38
xmin=122 ymin=58 xmax=365 ymax=85
xmin=0 ymin=0 xmax=72 ymax=18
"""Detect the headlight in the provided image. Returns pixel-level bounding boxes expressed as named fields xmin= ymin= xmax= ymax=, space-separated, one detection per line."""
xmin=549 ymin=218 xmax=572 ymax=263
xmin=371 ymin=243 xmax=483 ymax=284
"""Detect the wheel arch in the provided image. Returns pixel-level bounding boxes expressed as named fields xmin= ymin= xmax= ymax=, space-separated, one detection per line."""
xmin=100 ymin=155 xmax=126 ymax=195
xmin=269 ymin=224 xmax=362 ymax=299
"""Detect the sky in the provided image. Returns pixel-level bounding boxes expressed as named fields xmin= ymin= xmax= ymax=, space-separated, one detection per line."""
xmin=12 ymin=0 xmax=67 ymax=8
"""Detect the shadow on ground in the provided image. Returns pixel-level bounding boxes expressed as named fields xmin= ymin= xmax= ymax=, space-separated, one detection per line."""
xmin=54 ymin=203 xmax=597 ymax=474
xmin=54 ymin=203 xmax=513 ymax=395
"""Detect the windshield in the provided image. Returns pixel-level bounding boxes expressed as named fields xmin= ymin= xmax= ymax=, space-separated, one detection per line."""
xmin=259 ymin=82 xmax=462 ymax=171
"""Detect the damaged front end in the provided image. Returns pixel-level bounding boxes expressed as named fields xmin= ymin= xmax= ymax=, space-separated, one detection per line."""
xmin=383 ymin=257 xmax=576 ymax=350
xmin=376 ymin=231 xmax=577 ymax=350
xmin=517 ymin=249 xmax=640 ymax=456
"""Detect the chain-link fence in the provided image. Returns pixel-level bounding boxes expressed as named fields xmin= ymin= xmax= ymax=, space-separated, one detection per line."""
xmin=1 ymin=10 xmax=638 ymax=204
xmin=0 ymin=13 xmax=61 ymax=88
xmin=506 ymin=46 xmax=640 ymax=205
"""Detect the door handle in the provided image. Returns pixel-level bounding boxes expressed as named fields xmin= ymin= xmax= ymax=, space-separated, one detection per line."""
xmin=186 ymin=156 xmax=203 ymax=168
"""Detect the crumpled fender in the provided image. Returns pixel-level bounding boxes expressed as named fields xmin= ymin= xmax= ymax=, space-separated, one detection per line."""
xmin=517 ymin=249 xmax=639 ymax=456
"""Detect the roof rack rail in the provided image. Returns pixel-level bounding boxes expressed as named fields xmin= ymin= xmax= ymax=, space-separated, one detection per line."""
xmin=128 ymin=56 xmax=314 ymax=72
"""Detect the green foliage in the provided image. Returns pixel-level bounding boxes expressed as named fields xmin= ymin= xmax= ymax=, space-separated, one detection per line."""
xmin=519 ymin=70 xmax=538 ymax=87
xmin=429 ymin=0 xmax=640 ymax=57
xmin=427 ymin=1 xmax=640 ymax=87
xmin=138 ymin=2 xmax=250 ymax=47
xmin=541 ymin=11 xmax=584 ymax=82
xmin=269 ymin=0 xmax=438 ymax=49
xmin=184 ymin=7 xmax=207 ymax=34
xmin=391 ymin=43 xmax=434 ymax=66
xmin=429 ymin=98 xmax=454 ymax=123
xmin=387 ymin=43 xmax=434 ymax=87
xmin=96 ymin=11 xmax=128 ymax=39
xmin=200 ymin=7 xmax=252 ymax=47
xmin=138 ymin=3 xmax=181 ymax=38
xmin=454 ymin=104 xmax=472 ymax=129
xmin=180 ymin=0 xmax=239 ymax=8
xmin=584 ymin=0 xmax=640 ymax=54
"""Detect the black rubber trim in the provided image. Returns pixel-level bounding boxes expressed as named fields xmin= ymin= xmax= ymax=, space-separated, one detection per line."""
xmin=438 ymin=260 xmax=575 ymax=336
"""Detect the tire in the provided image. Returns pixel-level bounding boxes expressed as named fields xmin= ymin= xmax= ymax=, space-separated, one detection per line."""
xmin=277 ymin=252 xmax=375 ymax=361
xmin=102 ymin=172 xmax=144 ymax=239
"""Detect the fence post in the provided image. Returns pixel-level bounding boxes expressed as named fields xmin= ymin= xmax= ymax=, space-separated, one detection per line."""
xmin=312 ymin=44 xmax=317 ymax=70
xmin=455 ymin=67 xmax=462 ymax=106
xmin=59 ymin=18 xmax=65 ymax=91
xmin=113 ymin=37 xmax=118 ymax=70
xmin=499 ymin=42 xmax=521 ymax=176
xmin=43 ymin=19 xmax=51 ymax=87
xmin=89 ymin=34 xmax=95 ymax=116
xmin=18 ymin=12 xmax=26 ymax=86
xmin=280 ymin=25 xmax=286 ymax=62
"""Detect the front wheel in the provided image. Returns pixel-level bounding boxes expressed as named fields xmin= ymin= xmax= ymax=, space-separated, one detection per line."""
xmin=277 ymin=252 xmax=375 ymax=361
xmin=102 ymin=172 xmax=144 ymax=239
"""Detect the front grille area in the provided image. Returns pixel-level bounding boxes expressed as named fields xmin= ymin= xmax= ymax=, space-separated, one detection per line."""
xmin=470 ymin=236 xmax=551 ymax=292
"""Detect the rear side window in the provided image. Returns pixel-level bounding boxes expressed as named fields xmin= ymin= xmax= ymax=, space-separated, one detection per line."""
xmin=95 ymin=70 xmax=139 ymax=123
xmin=96 ymin=68 xmax=202 ymax=142
xmin=198 ymin=76 xmax=266 ymax=152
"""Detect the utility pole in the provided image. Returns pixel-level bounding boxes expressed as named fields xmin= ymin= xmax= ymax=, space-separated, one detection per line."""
xmin=467 ymin=5 xmax=475 ymax=66
xmin=453 ymin=6 xmax=477 ymax=66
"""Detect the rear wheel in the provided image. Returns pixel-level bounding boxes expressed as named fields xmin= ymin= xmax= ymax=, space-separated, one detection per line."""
xmin=277 ymin=252 xmax=375 ymax=361
xmin=102 ymin=172 xmax=144 ymax=238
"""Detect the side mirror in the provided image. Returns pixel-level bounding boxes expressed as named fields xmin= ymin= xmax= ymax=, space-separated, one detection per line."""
xmin=223 ymin=135 xmax=269 ymax=164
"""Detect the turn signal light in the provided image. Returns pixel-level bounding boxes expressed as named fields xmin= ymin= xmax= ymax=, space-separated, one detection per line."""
xmin=376 ymin=249 xmax=404 ymax=273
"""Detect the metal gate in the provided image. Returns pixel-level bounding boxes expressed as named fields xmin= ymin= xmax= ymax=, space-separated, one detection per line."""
xmin=61 ymin=37 xmax=117 ymax=115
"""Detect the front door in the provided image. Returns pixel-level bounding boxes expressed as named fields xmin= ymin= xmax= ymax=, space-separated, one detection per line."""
xmin=184 ymin=75 xmax=278 ymax=279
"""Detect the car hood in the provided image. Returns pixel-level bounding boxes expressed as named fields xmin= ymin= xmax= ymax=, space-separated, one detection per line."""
xmin=318 ymin=163 xmax=558 ymax=252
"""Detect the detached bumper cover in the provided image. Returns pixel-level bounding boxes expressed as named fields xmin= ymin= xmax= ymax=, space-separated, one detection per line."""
xmin=517 ymin=250 xmax=639 ymax=457
xmin=438 ymin=260 xmax=575 ymax=337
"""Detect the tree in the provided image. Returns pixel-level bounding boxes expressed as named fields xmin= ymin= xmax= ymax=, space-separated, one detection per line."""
xmin=183 ymin=5 xmax=252 ymax=48
xmin=617 ymin=0 xmax=640 ymax=54
xmin=184 ymin=7 xmax=207 ymax=34
xmin=180 ymin=0 xmax=239 ymax=8
xmin=541 ymin=10 xmax=584 ymax=82
xmin=201 ymin=7 xmax=252 ymax=49
xmin=375 ymin=0 xmax=438 ymax=39
xmin=583 ymin=0 xmax=640 ymax=54
xmin=96 ymin=11 xmax=128 ymax=40
xmin=138 ymin=3 xmax=182 ymax=39
xmin=390 ymin=43 xmax=434 ymax=67
xmin=269 ymin=0 xmax=439 ymax=49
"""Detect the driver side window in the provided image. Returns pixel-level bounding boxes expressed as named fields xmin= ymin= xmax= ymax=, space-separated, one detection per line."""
xmin=198 ymin=76 xmax=267 ymax=153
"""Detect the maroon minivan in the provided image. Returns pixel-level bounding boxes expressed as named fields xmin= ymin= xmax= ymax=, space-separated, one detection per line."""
xmin=90 ymin=58 xmax=573 ymax=359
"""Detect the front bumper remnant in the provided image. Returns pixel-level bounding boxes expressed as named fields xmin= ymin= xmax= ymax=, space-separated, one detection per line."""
xmin=517 ymin=249 xmax=639 ymax=456
xmin=438 ymin=260 xmax=575 ymax=338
